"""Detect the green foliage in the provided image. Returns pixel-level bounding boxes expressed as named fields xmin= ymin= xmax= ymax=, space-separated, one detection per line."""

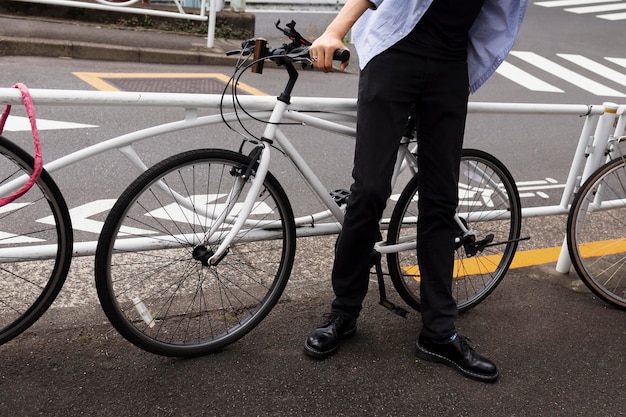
xmin=109 ymin=15 xmax=251 ymax=39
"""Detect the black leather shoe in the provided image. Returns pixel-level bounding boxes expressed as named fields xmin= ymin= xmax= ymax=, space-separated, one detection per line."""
xmin=416 ymin=333 xmax=498 ymax=382
xmin=304 ymin=313 xmax=357 ymax=359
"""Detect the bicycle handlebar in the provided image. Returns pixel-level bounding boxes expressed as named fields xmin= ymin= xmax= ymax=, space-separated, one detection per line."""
xmin=226 ymin=20 xmax=350 ymax=73
xmin=221 ymin=20 xmax=351 ymax=116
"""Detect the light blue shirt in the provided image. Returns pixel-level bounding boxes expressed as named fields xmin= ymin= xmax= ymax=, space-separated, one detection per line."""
xmin=352 ymin=0 xmax=529 ymax=92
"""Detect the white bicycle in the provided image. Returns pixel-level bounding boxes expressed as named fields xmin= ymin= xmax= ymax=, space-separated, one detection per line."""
xmin=94 ymin=21 xmax=523 ymax=357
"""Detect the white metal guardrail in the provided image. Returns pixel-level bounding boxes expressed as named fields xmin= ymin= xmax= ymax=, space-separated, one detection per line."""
xmin=0 ymin=87 xmax=624 ymax=272
xmin=9 ymin=0 xmax=344 ymax=47
xmin=11 ymin=0 xmax=225 ymax=47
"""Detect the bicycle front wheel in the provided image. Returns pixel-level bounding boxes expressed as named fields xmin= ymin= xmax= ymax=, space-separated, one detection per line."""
xmin=387 ymin=149 xmax=522 ymax=313
xmin=0 ymin=136 xmax=73 ymax=345
xmin=567 ymin=157 xmax=626 ymax=309
xmin=95 ymin=149 xmax=296 ymax=357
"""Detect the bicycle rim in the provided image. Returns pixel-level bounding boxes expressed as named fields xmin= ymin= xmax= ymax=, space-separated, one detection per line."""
xmin=0 ymin=136 xmax=73 ymax=345
xmin=387 ymin=149 xmax=522 ymax=313
xmin=95 ymin=149 xmax=296 ymax=356
xmin=567 ymin=157 xmax=626 ymax=309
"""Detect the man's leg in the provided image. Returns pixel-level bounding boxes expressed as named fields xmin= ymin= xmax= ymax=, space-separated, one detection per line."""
xmin=414 ymin=59 xmax=468 ymax=343
xmin=414 ymin=58 xmax=499 ymax=382
xmin=305 ymin=49 xmax=420 ymax=358
xmin=332 ymin=48 xmax=431 ymax=316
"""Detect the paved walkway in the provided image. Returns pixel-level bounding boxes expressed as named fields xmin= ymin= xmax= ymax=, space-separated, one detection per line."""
xmin=0 ymin=13 xmax=242 ymax=65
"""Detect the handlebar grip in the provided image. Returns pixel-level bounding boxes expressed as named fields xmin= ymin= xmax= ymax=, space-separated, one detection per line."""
xmin=333 ymin=49 xmax=350 ymax=63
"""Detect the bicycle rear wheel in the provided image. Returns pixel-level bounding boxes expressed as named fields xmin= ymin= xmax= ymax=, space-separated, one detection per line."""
xmin=567 ymin=157 xmax=626 ymax=309
xmin=95 ymin=149 xmax=296 ymax=357
xmin=387 ymin=149 xmax=522 ymax=313
xmin=0 ymin=135 xmax=73 ymax=345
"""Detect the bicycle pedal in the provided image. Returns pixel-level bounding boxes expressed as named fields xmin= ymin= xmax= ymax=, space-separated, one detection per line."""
xmin=379 ymin=299 xmax=409 ymax=318
xmin=330 ymin=188 xmax=351 ymax=206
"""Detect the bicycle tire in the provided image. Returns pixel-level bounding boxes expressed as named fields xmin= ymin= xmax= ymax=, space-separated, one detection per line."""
xmin=95 ymin=149 xmax=296 ymax=357
xmin=387 ymin=149 xmax=522 ymax=313
xmin=0 ymin=135 xmax=73 ymax=345
xmin=567 ymin=157 xmax=626 ymax=309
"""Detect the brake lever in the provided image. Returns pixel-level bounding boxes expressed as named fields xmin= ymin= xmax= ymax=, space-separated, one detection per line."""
xmin=226 ymin=38 xmax=257 ymax=56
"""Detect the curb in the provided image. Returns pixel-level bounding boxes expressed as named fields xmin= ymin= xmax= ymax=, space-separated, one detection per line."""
xmin=0 ymin=0 xmax=255 ymax=36
xmin=0 ymin=35 xmax=239 ymax=65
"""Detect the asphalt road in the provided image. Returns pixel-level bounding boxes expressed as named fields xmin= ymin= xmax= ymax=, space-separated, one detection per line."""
xmin=0 ymin=3 xmax=625 ymax=416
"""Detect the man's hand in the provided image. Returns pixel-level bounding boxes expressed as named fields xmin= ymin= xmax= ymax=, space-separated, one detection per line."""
xmin=310 ymin=34 xmax=350 ymax=73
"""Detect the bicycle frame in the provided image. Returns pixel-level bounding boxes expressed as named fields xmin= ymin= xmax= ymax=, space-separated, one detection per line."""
xmin=201 ymin=56 xmax=521 ymax=263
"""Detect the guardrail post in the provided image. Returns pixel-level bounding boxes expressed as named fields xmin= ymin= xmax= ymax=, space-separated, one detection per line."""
xmin=207 ymin=0 xmax=217 ymax=48
xmin=555 ymin=102 xmax=620 ymax=273
xmin=230 ymin=0 xmax=245 ymax=12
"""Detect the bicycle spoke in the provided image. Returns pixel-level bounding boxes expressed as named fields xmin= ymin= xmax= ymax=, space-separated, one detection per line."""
xmin=568 ymin=158 xmax=626 ymax=309
xmin=95 ymin=149 xmax=296 ymax=356
xmin=387 ymin=149 xmax=521 ymax=313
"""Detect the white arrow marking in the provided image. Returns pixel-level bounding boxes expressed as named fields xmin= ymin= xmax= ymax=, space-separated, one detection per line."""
xmin=38 ymin=199 xmax=117 ymax=235
xmin=0 ymin=203 xmax=44 ymax=244
xmin=3 ymin=116 xmax=98 ymax=132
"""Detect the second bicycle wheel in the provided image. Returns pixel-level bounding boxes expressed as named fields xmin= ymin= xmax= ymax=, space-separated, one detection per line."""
xmin=0 ymin=135 xmax=73 ymax=345
xmin=95 ymin=149 xmax=296 ymax=357
xmin=567 ymin=157 xmax=626 ymax=309
xmin=387 ymin=149 xmax=522 ymax=313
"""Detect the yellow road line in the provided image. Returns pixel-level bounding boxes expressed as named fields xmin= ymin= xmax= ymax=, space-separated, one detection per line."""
xmin=72 ymin=72 xmax=119 ymax=91
xmin=72 ymin=72 xmax=268 ymax=95
xmin=576 ymin=238 xmax=626 ymax=258
xmin=403 ymin=238 xmax=626 ymax=280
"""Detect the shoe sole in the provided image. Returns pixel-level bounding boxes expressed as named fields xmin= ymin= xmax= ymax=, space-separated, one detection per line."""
xmin=303 ymin=326 xmax=357 ymax=359
xmin=416 ymin=342 xmax=498 ymax=383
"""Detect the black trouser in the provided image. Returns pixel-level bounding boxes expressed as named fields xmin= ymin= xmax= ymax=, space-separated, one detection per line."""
xmin=330 ymin=47 xmax=469 ymax=342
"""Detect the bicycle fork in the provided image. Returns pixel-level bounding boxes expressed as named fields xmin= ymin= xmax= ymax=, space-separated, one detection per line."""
xmin=199 ymin=143 xmax=271 ymax=266
xmin=204 ymin=98 xmax=290 ymax=265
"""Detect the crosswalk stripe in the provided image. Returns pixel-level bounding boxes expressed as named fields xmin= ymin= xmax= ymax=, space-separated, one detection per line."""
xmin=535 ymin=0 xmax=622 ymax=6
xmin=509 ymin=51 xmax=626 ymax=97
xmin=564 ymin=3 xmax=626 ymax=13
xmin=606 ymin=57 xmax=626 ymax=69
xmin=599 ymin=11 xmax=626 ymax=19
xmin=534 ymin=0 xmax=626 ymax=20
xmin=558 ymin=54 xmax=626 ymax=87
xmin=495 ymin=61 xmax=564 ymax=92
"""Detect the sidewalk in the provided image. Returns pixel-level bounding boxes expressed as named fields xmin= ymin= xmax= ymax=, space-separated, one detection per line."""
xmin=0 ymin=253 xmax=624 ymax=416
xmin=0 ymin=1 xmax=345 ymax=65
xmin=0 ymin=6 xmax=247 ymax=65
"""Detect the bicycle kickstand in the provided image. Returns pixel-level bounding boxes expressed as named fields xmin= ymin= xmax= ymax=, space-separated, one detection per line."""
xmin=372 ymin=251 xmax=409 ymax=318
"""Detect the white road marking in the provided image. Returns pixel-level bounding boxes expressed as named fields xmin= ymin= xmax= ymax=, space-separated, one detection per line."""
xmin=3 ymin=116 xmax=98 ymax=132
xmin=509 ymin=51 xmax=626 ymax=97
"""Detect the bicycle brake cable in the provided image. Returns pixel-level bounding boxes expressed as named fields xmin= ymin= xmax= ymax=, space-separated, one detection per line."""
xmin=219 ymin=49 xmax=257 ymax=142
